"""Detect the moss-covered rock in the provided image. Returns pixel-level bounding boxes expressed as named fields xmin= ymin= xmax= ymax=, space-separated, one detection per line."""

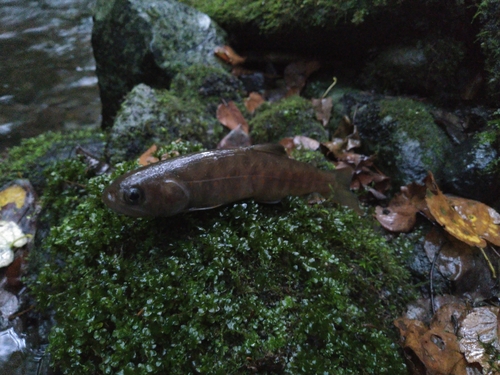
xmin=344 ymin=94 xmax=452 ymax=186
xmin=105 ymin=84 xmax=221 ymax=164
xmin=92 ymin=0 xmax=228 ymax=128
xmin=0 ymin=130 xmax=105 ymax=191
xmin=179 ymin=0 xmax=400 ymax=33
xmin=29 ymin=141 xmax=414 ymax=374
xmin=250 ymin=96 xmax=328 ymax=144
xmin=361 ymin=38 xmax=466 ymax=100
xmin=170 ymin=64 xmax=245 ymax=115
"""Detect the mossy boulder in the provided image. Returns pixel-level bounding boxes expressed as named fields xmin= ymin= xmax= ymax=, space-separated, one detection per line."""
xmin=361 ymin=38 xmax=466 ymax=101
xmin=179 ymin=0 xmax=400 ymax=33
xmin=92 ymin=0 xmax=228 ymax=128
xmin=343 ymin=94 xmax=452 ymax=186
xmin=28 ymin=141 xmax=413 ymax=374
xmin=105 ymin=84 xmax=221 ymax=164
xmin=170 ymin=64 xmax=245 ymax=115
xmin=249 ymin=96 xmax=328 ymax=144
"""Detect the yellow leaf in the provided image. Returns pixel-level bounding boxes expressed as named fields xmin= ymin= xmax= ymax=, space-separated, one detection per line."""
xmin=0 ymin=185 xmax=26 ymax=209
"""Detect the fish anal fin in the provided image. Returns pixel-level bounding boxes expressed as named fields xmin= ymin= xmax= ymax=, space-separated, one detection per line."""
xmin=188 ymin=204 xmax=223 ymax=212
xmin=250 ymin=144 xmax=288 ymax=156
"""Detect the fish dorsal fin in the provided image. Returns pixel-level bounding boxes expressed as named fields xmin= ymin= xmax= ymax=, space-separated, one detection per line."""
xmin=250 ymin=144 xmax=288 ymax=156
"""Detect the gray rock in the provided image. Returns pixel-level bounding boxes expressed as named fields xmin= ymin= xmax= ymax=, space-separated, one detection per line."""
xmin=92 ymin=0 xmax=228 ymax=128
xmin=105 ymin=83 xmax=220 ymax=164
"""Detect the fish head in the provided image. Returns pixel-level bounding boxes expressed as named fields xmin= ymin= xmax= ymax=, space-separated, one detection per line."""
xmin=102 ymin=168 xmax=190 ymax=217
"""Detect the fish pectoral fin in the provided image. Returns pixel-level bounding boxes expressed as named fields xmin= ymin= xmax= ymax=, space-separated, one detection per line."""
xmin=187 ymin=204 xmax=223 ymax=212
xmin=250 ymin=144 xmax=288 ymax=157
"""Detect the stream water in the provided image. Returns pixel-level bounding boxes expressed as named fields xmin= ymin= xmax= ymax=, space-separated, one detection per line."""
xmin=1 ymin=0 xmax=99 ymax=373
xmin=0 ymin=0 xmax=100 ymax=153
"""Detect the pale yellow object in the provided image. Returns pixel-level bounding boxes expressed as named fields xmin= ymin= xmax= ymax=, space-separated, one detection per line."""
xmin=0 ymin=185 xmax=26 ymax=209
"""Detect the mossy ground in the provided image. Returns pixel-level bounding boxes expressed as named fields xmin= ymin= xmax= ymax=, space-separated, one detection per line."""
xmin=13 ymin=137 xmax=417 ymax=374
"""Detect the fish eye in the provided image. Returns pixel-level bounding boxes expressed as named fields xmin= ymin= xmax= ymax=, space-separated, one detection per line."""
xmin=123 ymin=187 xmax=143 ymax=205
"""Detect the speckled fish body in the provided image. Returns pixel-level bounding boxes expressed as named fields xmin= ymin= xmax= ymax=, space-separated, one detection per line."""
xmin=102 ymin=144 xmax=361 ymax=217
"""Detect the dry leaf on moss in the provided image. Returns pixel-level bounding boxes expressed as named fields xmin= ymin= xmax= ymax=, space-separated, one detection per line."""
xmin=138 ymin=144 xmax=159 ymax=166
xmin=216 ymin=101 xmax=249 ymax=134
xmin=244 ymin=92 xmax=265 ymax=114
xmin=311 ymin=97 xmax=333 ymax=127
xmin=214 ymin=45 xmax=246 ymax=65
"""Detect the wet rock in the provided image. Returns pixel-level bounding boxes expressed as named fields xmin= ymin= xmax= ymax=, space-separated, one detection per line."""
xmin=442 ymin=136 xmax=500 ymax=206
xmin=92 ymin=0 xmax=228 ymax=129
xmin=105 ymin=83 xmax=220 ymax=164
xmin=342 ymin=93 xmax=453 ymax=186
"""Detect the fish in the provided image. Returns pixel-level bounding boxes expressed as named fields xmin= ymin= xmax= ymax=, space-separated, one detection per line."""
xmin=102 ymin=144 xmax=362 ymax=217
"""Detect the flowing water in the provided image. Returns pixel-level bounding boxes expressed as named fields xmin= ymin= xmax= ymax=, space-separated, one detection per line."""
xmin=0 ymin=0 xmax=99 ymax=373
xmin=0 ymin=0 xmax=100 ymax=153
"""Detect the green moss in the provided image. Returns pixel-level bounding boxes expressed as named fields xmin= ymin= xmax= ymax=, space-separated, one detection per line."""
xmin=0 ymin=129 xmax=104 ymax=189
xmin=179 ymin=0 xmax=399 ymax=33
xmin=30 ymin=141 xmax=414 ymax=375
xmin=170 ymin=64 xmax=244 ymax=105
xmin=250 ymin=96 xmax=328 ymax=144
xmin=380 ymin=98 xmax=449 ymax=163
xmin=106 ymin=85 xmax=221 ymax=164
xmin=476 ymin=0 xmax=500 ymax=99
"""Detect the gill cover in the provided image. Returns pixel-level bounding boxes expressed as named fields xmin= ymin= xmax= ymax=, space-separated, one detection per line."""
xmin=157 ymin=179 xmax=190 ymax=216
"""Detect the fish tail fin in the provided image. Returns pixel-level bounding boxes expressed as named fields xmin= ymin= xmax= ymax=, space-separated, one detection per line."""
xmin=327 ymin=168 xmax=363 ymax=215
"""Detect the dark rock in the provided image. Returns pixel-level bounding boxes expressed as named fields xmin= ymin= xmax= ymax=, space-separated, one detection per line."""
xmin=342 ymin=93 xmax=453 ymax=187
xmin=442 ymin=136 xmax=500 ymax=206
xmin=92 ymin=0 xmax=228 ymax=128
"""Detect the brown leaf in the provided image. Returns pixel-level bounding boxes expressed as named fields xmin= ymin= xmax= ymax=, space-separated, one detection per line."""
xmin=374 ymin=181 xmax=427 ymax=232
xmin=214 ymin=45 xmax=246 ymax=65
xmin=284 ymin=61 xmax=320 ymax=96
xmin=244 ymin=92 xmax=265 ymax=114
xmin=395 ymin=310 xmax=469 ymax=375
xmin=311 ymin=97 xmax=333 ymax=127
xmin=216 ymin=101 xmax=249 ymax=134
xmin=138 ymin=144 xmax=159 ymax=166
xmin=217 ymin=125 xmax=251 ymax=149
xmin=375 ymin=194 xmax=419 ymax=232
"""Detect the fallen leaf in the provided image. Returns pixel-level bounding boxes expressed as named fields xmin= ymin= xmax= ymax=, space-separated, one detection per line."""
xmin=138 ymin=144 xmax=159 ymax=166
xmin=217 ymin=124 xmax=251 ymax=149
xmin=375 ymin=194 xmax=419 ymax=232
xmin=459 ymin=307 xmax=500 ymax=374
xmin=244 ymin=92 xmax=265 ymax=114
xmin=395 ymin=306 xmax=470 ymax=375
xmin=292 ymin=135 xmax=320 ymax=151
xmin=0 ymin=186 xmax=26 ymax=210
xmin=425 ymin=172 xmax=486 ymax=248
xmin=214 ymin=45 xmax=246 ymax=66
xmin=374 ymin=182 xmax=427 ymax=232
xmin=216 ymin=101 xmax=249 ymax=134
xmin=311 ymin=97 xmax=333 ymax=127
xmin=446 ymin=196 xmax=500 ymax=246
xmin=284 ymin=61 xmax=320 ymax=97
